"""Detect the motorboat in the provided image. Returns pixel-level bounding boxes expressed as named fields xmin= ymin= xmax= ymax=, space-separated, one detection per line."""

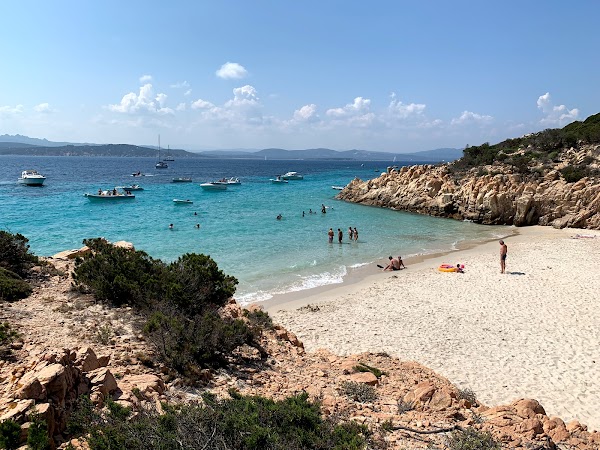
xmin=18 ymin=170 xmax=46 ymax=186
xmin=84 ymin=188 xmax=135 ymax=201
xmin=200 ymin=182 xmax=227 ymax=191
xmin=213 ymin=177 xmax=241 ymax=185
xmin=172 ymin=177 xmax=192 ymax=183
xmin=131 ymin=171 xmax=144 ymax=177
xmin=116 ymin=184 xmax=144 ymax=191
xmin=270 ymin=176 xmax=288 ymax=184
xmin=173 ymin=198 xmax=193 ymax=204
xmin=282 ymin=171 xmax=303 ymax=180
xmin=332 ymin=185 xmax=345 ymax=190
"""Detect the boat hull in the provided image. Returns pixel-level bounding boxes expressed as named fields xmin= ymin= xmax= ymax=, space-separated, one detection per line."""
xmin=200 ymin=183 xmax=227 ymax=191
xmin=173 ymin=199 xmax=193 ymax=204
xmin=18 ymin=177 xmax=45 ymax=186
xmin=84 ymin=194 xmax=135 ymax=201
xmin=270 ymin=179 xmax=288 ymax=184
xmin=172 ymin=178 xmax=193 ymax=183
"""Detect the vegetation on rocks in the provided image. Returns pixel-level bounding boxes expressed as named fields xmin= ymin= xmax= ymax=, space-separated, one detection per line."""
xmin=0 ymin=322 xmax=20 ymax=358
xmin=72 ymin=238 xmax=258 ymax=378
xmin=0 ymin=230 xmax=39 ymax=278
xmin=0 ymin=267 xmax=32 ymax=302
xmin=445 ymin=427 xmax=501 ymax=450
xmin=68 ymin=392 xmax=369 ymax=450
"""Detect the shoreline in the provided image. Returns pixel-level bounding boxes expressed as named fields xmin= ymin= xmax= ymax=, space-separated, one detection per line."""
xmin=264 ymin=225 xmax=600 ymax=430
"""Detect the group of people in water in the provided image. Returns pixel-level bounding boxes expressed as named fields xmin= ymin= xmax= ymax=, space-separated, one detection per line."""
xmin=328 ymin=227 xmax=359 ymax=244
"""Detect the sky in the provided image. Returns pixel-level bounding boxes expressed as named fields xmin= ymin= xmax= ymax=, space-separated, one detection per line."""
xmin=1 ymin=1 xmax=599 ymax=153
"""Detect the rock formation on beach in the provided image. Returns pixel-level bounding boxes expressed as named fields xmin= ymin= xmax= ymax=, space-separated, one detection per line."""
xmin=338 ymin=115 xmax=600 ymax=230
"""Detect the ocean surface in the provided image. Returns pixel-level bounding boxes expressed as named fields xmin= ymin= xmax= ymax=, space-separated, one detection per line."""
xmin=1 ymin=156 xmax=511 ymax=304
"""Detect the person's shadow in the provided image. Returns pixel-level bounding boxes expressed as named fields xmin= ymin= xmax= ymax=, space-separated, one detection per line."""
xmin=508 ymin=271 xmax=526 ymax=275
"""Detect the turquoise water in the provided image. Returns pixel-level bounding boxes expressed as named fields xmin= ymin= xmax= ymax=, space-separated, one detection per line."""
xmin=1 ymin=156 xmax=510 ymax=304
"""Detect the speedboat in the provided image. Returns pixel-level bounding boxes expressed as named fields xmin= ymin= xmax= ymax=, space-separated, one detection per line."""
xmin=213 ymin=177 xmax=241 ymax=185
xmin=155 ymin=161 xmax=168 ymax=169
xmin=200 ymin=182 xmax=227 ymax=191
xmin=270 ymin=176 xmax=288 ymax=184
xmin=116 ymin=184 xmax=144 ymax=191
xmin=18 ymin=170 xmax=46 ymax=186
xmin=332 ymin=185 xmax=345 ymax=190
xmin=84 ymin=188 xmax=135 ymax=201
xmin=282 ymin=171 xmax=303 ymax=180
xmin=131 ymin=171 xmax=144 ymax=177
xmin=173 ymin=198 xmax=193 ymax=204
xmin=172 ymin=177 xmax=192 ymax=183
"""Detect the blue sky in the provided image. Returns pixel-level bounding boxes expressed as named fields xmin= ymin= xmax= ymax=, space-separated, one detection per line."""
xmin=1 ymin=1 xmax=598 ymax=152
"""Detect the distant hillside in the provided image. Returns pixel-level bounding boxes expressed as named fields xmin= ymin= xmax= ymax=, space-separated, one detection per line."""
xmin=0 ymin=134 xmax=91 ymax=147
xmin=0 ymin=144 xmax=202 ymax=158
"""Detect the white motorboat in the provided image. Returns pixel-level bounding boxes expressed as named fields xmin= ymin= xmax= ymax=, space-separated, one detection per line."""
xmin=18 ymin=170 xmax=46 ymax=186
xmin=332 ymin=185 xmax=345 ymax=190
xmin=131 ymin=171 xmax=144 ymax=177
xmin=213 ymin=177 xmax=241 ymax=185
xmin=173 ymin=198 xmax=193 ymax=204
xmin=116 ymin=184 xmax=144 ymax=191
xmin=200 ymin=182 xmax=227 ymax=191
xmin=84 ymin=188 xmax=135 ymax=201
xmin=172 ymin=177 xmax=192 ymax=183
xmin=282 ymin=171 xmax=303 ymax=180
xmin=270 ymin=176 xmax=288 ymax=184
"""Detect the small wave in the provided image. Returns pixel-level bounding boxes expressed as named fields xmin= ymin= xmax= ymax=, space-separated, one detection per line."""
xmin=236 ymin=291 xmax=273 ymax=306
xmin=349 ymin=261 xmax=369 ymax=269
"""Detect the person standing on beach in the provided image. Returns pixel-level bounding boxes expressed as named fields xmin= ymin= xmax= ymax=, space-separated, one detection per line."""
xmin=338 ymin=228 xmax=343 ymax=243
xmin=328 ymin=228 xmax=334 ymax=243
xmin=499 ymin=240 xmax=508 ymax=273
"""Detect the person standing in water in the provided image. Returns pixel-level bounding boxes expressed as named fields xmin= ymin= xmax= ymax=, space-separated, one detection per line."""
xmin=338 ymin=228 xmax=343 ymax=243
xmin=328 ymin=228 xmax=334 ymax=243
xmin=348 ymin=227 xmax=354 ymax=240
xmin=499 ymin=240 xmax=508 ymax=273
xmin=353 ymin=227 xmax=358 ymax=241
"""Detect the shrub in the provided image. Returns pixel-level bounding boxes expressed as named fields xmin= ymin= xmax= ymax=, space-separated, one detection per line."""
xmin=353 ymin=362 xmax=386 ymax=378
xmin=0 ymin=231 xmax=39 ymax=278
xmin=339 ymin=381 xmax=378 ymax=403
xmin=0 ymin=419 xmax=21 ymax=449
xmin=457 ymin=387 xmax=478 ymax=406
xmin=446 ymin=427 xmax=501 ymax=450
xmin=27 ymin=414 xmax=51 ymax=450
xmin=0 ymin=267 xmax=32 ymax=302
xmin=0 ymin=322 xmax=20 ymax=359
xmin=244 ymin=309 xmax=274 ymax=336
xmin=68 ymin=392 xmax=369 ymax=450
xmin=560 ymin=165 xmax=588 ymax=183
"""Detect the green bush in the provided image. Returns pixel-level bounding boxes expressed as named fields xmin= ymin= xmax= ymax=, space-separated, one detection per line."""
xmin=68 ymin=392 xmax=369 ymax=450
xmin=0 ymin=419 xmax=21 ymax=449
xmin=446 ymin=427 xmax=501 ymax=450
xmin=73 ymin=238 xmax=254 ymax=376
xmin=560 ymin=165 xmax=588 ymax=183
xmin=0 ymin=322 xmax=20 ymax=359
xmin=26 ymin=414 xmax=51 ymax=450
xmin=0 ymin=231 xmax=39 ymax=278
xmin=340 ymin=381 xmax=378 ymax=403
xmin=0 ymin=267 xmax=33 ymax=302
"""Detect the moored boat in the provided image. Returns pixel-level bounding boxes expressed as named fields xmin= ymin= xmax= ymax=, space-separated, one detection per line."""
xmin=270 ymin=176 xmax=288 ymax=184
xmin=282 ymin=171 xmax=303 ymax=180
xmin=18 ymin=170 xmax=46 ymax=186
xmin=84 ymin=188 xmax=135 ymax=201
xmin=332 ymin=185 xmax=345 ymax=190
xmin=173 ymin=198 xmax=193 ymax=204
xmin=213 ymin=177 xmax=241 ymax=185
xmin=116 ymin=184 xmax=144 ymax=191
xmin=172 ymin=177 xmax=192 ymax=183
xmin=200 ymin=182 xmax=227 ymax=191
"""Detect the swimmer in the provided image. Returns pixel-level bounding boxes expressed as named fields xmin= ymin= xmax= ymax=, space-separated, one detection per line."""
xmin=169 ymin=223 xmax=174 ymax=229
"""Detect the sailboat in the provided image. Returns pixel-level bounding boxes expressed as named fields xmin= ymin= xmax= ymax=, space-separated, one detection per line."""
xmin=163 ymin=145 xmax=174 ymax=161
xmin=155 ymin=135 xmax=168 ymax=169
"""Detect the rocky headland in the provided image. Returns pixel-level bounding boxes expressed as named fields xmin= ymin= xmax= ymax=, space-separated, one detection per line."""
xmin=338 ymin=143 xmax=600 ymax=230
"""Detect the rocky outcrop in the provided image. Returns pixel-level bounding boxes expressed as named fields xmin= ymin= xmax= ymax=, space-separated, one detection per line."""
xmin=338 ymin=146 xmax=600 ymax=229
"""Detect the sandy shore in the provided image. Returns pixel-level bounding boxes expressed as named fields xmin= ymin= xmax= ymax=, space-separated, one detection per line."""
xmin=264 ymin=226 xmax=600 ymax=431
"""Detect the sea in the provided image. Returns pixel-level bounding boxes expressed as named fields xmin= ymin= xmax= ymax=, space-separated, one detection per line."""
xmin=1 ymin=156 xmax=511 ymax=304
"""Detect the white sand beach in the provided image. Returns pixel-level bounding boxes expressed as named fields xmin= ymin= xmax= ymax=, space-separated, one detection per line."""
xmin=265 ymin=226 xmax=600 ymax=431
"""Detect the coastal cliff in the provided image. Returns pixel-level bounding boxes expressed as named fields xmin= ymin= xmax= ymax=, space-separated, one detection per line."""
xmin=338 ymin=144 xmax=600 ymax=230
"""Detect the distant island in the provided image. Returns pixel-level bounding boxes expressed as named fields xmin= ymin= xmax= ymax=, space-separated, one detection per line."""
xmin=0 ymin=135 xmax=462 ymax=162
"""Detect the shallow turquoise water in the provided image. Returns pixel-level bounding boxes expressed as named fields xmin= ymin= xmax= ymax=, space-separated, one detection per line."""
xmin=1 ymin=156 xmax=510 ymax=303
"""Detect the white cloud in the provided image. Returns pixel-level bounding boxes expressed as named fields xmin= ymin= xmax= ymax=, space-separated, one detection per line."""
xmin=216 ymin=62 xmax=248 ymax=80
xmin=387 ymin=94 xmax=426 ymax=118
xmin=0 ymin=104 xmax=24 ymax=115
xmin=33 ymin=103 xmax=55 ymax=113
xmin=139 ymin=74 xmax=152 ymax=83
xmin=293 ymin=104 xmax=319 ymax=122
xmin=170 ymin=80 xmax=190 ymax=88
xmin=326 ymin=97 xmax=371 ymax=118
xmin=176 ymin=103 xmax=186 ymax=111
xmin=108 ymin=84 xmax=174 ymax=115
xmin=184 ymin=89 xmax=192 ymax=97
xmin=537 ymin=92 xmax=579 ymax=126
xmin=451 ymin=110 xmax=493 ymax=125
xmin=191 ymin=99 xmax=215 ymax=110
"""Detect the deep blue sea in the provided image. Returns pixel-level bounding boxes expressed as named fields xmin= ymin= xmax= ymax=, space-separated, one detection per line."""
xmin=1 ymin=156 xmax=510 ymax=304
